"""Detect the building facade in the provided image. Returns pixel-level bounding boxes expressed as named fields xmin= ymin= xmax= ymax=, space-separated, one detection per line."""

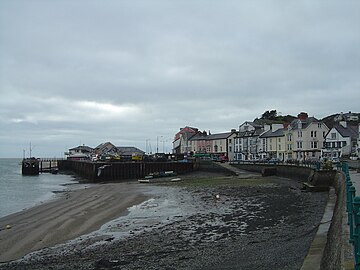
xmin=288 ymin=113 xmax=329 ymax=161
xmin=188 ymin=130 xmax=237 ymax=160
xmin=322 ymin=121 xmax=358 ymax=159
xmin=172 ymin=126 xmax=199 ymax=155
xmin=234 ymin=122 xmax=264 ymax=161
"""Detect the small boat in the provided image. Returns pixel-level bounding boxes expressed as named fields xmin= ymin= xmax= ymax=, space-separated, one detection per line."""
xmin=138 ymin=179 xmax=151 ymax=183
xmin=22 ymin=158 xmax=39 ymax=175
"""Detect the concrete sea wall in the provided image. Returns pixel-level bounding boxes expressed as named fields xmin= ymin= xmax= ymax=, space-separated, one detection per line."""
xmin=320 ymin=172 xmax=345 ymax=270
xmin=231 ymin=163 xmax=313 ymax=181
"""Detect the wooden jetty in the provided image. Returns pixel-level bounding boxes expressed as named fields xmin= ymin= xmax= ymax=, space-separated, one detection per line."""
xmin=38 ymin=158 xmax=63 ymax=174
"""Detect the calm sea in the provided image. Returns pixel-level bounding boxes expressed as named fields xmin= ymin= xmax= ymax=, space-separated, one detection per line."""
xmin=0 ymin=158 xmax=76 ymax=218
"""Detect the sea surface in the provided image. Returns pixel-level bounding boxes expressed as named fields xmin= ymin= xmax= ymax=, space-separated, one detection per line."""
xmin=0 ymin=158 xmax=76 ymax=218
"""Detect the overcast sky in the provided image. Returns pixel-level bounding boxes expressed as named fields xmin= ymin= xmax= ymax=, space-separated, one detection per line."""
xmin=0 ymin=1 xmax=359 ymax=158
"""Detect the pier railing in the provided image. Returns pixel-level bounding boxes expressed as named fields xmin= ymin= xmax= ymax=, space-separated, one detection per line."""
xmin=38 ymin=158 xmax=65 ymax=173
xmin=343 ymin=162 xmax=360 ymax=269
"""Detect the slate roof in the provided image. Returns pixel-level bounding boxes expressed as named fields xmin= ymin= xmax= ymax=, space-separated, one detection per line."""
xmin=207 ymin=132 xmax=233 ymax=140
xmin=289 ymin=117 xmax=319 ymax=130
xmin=247 ymin=122 xmax=263 ymax=129
xmin=333 ymin=124 xmax=358 ymax=140
xmin=259 ymin=128 xmax=285 ymax=138
xmin=188 ymin=132 xmax=208 ymax=141
xmin=189 ymin=131 xmax=235 ymax=141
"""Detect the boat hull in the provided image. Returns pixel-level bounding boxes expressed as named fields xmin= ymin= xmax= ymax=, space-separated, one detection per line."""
xmin=22 ymin=158 xmax=39 ymax=175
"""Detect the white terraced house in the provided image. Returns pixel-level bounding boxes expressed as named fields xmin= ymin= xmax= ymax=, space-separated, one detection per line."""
xmin=286 ymin=112 xmax=329 ymax=161
xmin=322 ymin=121 xmax=359 ymax=159
xmin=234 ymin=121 xmax=264 ymax=161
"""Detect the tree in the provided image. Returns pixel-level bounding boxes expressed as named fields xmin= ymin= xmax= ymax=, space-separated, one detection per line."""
xmin=261 ymin=110 xmax=277 ymax=120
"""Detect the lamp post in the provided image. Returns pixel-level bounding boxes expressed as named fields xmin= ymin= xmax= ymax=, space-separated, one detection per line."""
xmin=156 ymin=136 xmax=159 ymax=154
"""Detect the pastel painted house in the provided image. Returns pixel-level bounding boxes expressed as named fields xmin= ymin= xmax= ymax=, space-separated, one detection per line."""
xmin=259 ymin=124 xmax=286 ymax=160
xmin=173 ymin=126 xmax=199 ymax=155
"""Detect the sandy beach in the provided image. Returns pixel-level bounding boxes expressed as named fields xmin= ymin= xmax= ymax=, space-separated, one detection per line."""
xmin=0 ymin=182 xmax=148 ymax=262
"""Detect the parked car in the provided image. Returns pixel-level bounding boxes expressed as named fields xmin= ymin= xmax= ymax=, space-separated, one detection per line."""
xmin=268 ymin=158 xmax=280 ymax=164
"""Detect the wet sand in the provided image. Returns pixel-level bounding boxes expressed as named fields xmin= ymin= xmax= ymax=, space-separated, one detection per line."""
xmin=0 ymin=182 xmax=148 ymax=262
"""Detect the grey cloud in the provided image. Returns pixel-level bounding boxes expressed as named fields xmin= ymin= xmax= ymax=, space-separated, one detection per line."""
xmin=1 ymin=0 xmax=359 ymax=157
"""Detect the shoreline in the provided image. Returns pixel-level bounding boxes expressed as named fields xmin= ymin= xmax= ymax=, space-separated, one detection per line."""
xmin=0 ymin=170 xmax=329 ymax=269
xmin=0 ymin=181 xmax=149 ymax=262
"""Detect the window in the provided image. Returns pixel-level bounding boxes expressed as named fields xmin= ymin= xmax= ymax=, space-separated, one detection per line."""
xmin=287 ymin=144 xmax=292 ymax=150
xmin=297 ymin=141 xmax=303 ymax=148
xmin=287 ymin=134 xmax=292 ymax=141
xmin=229 ymin=139 xmax=232 ymax=144
xmin=298 ymin=131 xmax=302 ymax=137
xmin=311 ymin=142 xmax=318 ymax=149
xmin=318 ymin=123 xmax=322 ymax=128
xmin=229 ymin=146 xmax=232 ymax=152
xmin=310 ymin=131 xmax=317 ymax=137
xmin=331 ymin=133 xmax=336 ymax=139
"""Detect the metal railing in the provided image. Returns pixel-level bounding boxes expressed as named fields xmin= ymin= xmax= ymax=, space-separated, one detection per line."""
xmin=343 ymin=162 xmax=360 ymax=269
xmin=230 ymin=160 xmax=321 ymax=170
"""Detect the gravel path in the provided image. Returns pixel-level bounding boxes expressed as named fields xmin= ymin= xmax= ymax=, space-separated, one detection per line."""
xmin=1 ymin=173 xmax=328 ymax=270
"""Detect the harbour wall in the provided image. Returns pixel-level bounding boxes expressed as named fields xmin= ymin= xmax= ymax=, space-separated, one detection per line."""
xmin=320 ymin=171 xmax=345 ymax=270
xmin=233 ymin=163 xmax=313 ymax=180
xmin=231 ymin=163 xmax=336 ymax=184
xmin=58 ymin=160 xmax=194 ymax=182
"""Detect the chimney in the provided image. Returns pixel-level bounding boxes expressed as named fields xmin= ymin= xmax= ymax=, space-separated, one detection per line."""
xmin=208 ymin=130 xmax=211 ymax=135
xmin=283 ymin=122 xmax=289 ymax=129
xmin=298 ymin=112 xmax=308 ymax=120
xmin=231 ymin=129 xmax=236 ymax=133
